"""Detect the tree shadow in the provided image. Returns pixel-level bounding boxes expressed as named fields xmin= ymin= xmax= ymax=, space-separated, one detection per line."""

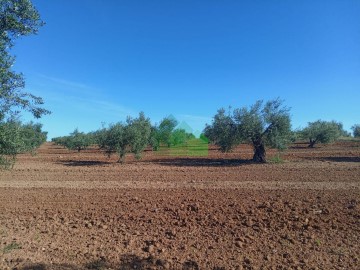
xmin=289 ymin=142 xmax=309 ymax=149
xmin=20 ymin=263 xmax=80 ymax=270
xmin=19 ymin=255 xmax=225 ymax=270
xmin=182 ymin=260 xmax=200 ymax=270
xmin=145 ymin=157 xmax=254 ymax=167
xmin=56 ymin=160 xmax=112 ymax=167
xmin=321 ymin=157 xmax=360 ymax=163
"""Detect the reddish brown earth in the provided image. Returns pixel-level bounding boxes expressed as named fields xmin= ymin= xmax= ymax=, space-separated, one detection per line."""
xmin=0 ymin=141 xmax=359 ymax=270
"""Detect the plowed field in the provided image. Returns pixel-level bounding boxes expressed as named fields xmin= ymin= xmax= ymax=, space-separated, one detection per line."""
xmin=1 ymin=141 xmax=359 ymax=270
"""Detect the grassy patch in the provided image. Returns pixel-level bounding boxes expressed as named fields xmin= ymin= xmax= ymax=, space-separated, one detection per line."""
xmin=314 ymin=239 xmax=321 ymax=246
xmin=3 ymin=242 xmax=21 ymax=254
xmin=268 ymin=153 xmax=285 ymax=164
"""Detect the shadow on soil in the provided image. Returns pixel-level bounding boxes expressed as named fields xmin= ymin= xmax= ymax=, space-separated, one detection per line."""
xmin=321 ymin=157 xmax=360 ymax=163
xmin=289 ymin=143 xmax=310 ymax=149
xmin=146 ymin=157 xmax=253 ymax=167
xmin=19 ymin=255 xmax=225 ymax=270
xmin=56 ymin=160 xmax=112 ymax=167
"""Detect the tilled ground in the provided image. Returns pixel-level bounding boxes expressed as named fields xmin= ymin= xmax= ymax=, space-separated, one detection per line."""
xmin=0 ymin=141 xmax=359 ymax=269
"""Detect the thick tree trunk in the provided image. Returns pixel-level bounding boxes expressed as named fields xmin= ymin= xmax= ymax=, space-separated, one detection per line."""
xmin=308 ymin=139 xmax=316 ymax=148
xmin=253 ymin=139 xmax=266 ymax=163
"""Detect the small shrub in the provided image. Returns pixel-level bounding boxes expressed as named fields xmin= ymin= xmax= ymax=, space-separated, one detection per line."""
xmin=268 ymin=153 xmax=285 ymax=164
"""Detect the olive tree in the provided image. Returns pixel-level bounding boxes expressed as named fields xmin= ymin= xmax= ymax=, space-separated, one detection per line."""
xmin=98 ymin=112 xmax=151 ymax=163
xmin=1 ymin=0 xmax=49 ymax=168
xmin=170 ymin=129 xmax=195 ymax=146
xmin=0 ymin=120 xmax=46 ymax=168
xmin=351 ymin=124 xmax=360 ymax=138
xmin=301 ymin=120 xmax=341 ymax=148
xmin=235 ymin=99 xmax=291 ymax=162
xmin=98 ymin=122 xmax=127 ymax=162
xmin=52 ymin=136 xmax=69 ymax=148
xmin=20 ymin=121 xmax=47 ymax=152
xmin=0 ymin=120 xmax=23 ymax=168
xmin=206 ymin=99 xmax=291 ymax=163
xmin=65 ymin=129 xmax=92 ymax=152
xmin=204 ymin=108 xmax=240 ymax=152
xmin=149 ymin=116 xmax=178 ymax=150
xmin=126 ymin=112 xmax=152 ymax=159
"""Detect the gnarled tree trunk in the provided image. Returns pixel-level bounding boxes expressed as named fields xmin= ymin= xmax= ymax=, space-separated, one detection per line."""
xmin=252 ymin=139 xmax=266 ymax=163
xmin=308 ymin=139 xmax=316 ymax=148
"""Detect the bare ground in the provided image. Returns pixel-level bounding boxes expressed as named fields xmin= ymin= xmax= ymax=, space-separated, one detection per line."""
xmin=0 ymin=141 xmax=359 ymax=269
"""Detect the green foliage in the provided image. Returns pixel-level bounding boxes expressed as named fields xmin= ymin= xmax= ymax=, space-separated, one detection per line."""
xmin=66 ymin=129 xmax=92 ymax=152
xmin=20 ymin=121 xmax=47 ymax=153
xmin=301 ymin=120 xmax=342 ymax=147
xmin=51 ymin=136 xmax=68 ymax=148
xmin=158 ymin=116 xmax=178 ymax=147
xmin=0 ymin=120 xmax=22 ymax=168
xmin=289 ymin=129 xmax=301 ymax=143
xmin=336 ymin=122 xmax=351 ymax=137
xmin=0 ymin=119 xmax=47 ymax=169
xmin=170 ymin=128 xmax=195 ymax=147
xmin=126 ymin=112 xmax=152 ymax=159
xmin=0 ymin=0 xmax=49 ymax=119
xmin=98 ymin=122 xmax=127 ymax=161
xmin=206 ymin=99 xmax=291 ymax=162
xmin=352 ymin=124 xmax=360 ymax=138
xmin=268 ymin=152 xmax=285 ymax=164
xmin=149 ymin=116 xmax=178 ymax=150
xmin=240 ymin=99 xmax=291 ymax=149
xmin=0 ymin=0 xmax=49 ymax=168
xmin=149 ymin=125 xmax=160 ymax=150
xmin=98 ymin=112 xmax=151 ymax=163
xmin=52 ymin=129 xmax=92 ymax=152
xmin=199 ymin=133 xmax=209 ymax=143
xmin=150 ymin=116 xmax=198 ymax=152
xmin=168 ymin=137 xmax=208 ymax=157
xmin=204 ymin=108 xmax=240 ymax=152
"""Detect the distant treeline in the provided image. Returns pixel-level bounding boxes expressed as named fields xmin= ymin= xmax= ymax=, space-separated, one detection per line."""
xmin=52 ymin=113 xmax=207 ymax=163
xmin=1 ymin=101 xmax=359 ymax=168
xmin=50 ymin=99 xmax=360 ymax=164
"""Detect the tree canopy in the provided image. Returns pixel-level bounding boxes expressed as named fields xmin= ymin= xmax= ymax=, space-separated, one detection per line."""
xmin=149 ymin=116 xmax=178 ymax=150
xmin=0 ymin=119 xmax=47 ymax=168
xmin=204 ymin=108 xmax=240 ymax=152
xmin=0 ymin=0 xmax=49 ymax=168
xmin=300 ymin=120 xmax=342 ymax=148
xmin=0 ymin=0 xmax=49 ymax=119
xmin=97 ymin=112 xmax=151 ymax=163
xmin=205 ymin=99 xmax=291 ymax=162
xmin=351 ymin=124 xmax=360 ymax=138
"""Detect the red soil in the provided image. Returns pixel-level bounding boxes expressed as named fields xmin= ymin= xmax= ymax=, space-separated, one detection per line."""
xmin=0 ymin=141 xmax=359 ymax=269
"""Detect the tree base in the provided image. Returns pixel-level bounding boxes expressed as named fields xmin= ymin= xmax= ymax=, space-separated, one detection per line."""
xmin=253 ymin=144 xmax=266 ymax=163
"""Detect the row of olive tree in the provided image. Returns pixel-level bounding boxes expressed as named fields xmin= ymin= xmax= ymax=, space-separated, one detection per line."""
xmin=52 ymin=114 xmax=196 ymax=163
xmin=96 ymin=112 xmax=152 ymax=163
xmin=205 ymin=99 xmax=356 ymax=163
xmin=52 ymin=99 xmax=357 ymax=164
xmin=52 ymin=129 xmax=92 ymax=152
xmin=149 ymin=116 xmax=195 ymax=150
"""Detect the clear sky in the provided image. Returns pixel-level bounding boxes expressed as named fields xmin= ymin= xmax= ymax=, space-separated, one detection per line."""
xmin=13 ymin=0 xmax=360 ymax=139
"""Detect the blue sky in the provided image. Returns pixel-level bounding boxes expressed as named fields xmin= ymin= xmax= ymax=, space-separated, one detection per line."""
xmin=13 ymin=0 xmax=360 ymax=139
